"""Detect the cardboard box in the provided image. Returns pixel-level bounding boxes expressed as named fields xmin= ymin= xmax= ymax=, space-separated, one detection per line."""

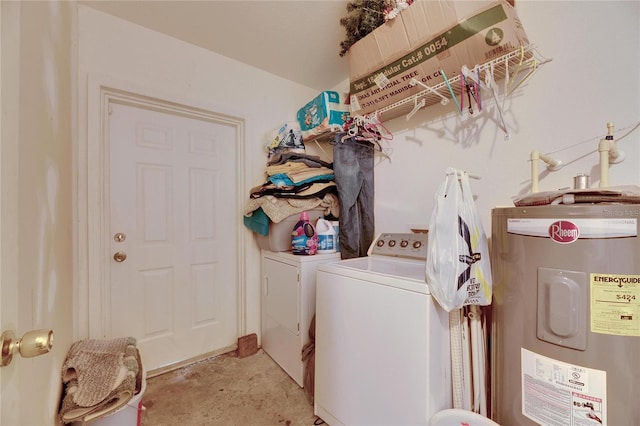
xmin=296 ymin=91 xmax=350 ymax=142
xmin=348 ymin=0 xmax=529 ymax=116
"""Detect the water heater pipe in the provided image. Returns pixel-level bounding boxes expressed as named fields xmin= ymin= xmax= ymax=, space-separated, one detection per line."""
xmin=530 ymin=150 xmax=540 ymax=193
xmin=598 ymin=122 xmax=625 ymax=188
xmin=530 ymin=150 xmax=563 ymax=193
xmin=608 ymin=122 xmax=625 ymax=163
xmin=599 ymin=138 xmax=610 ymax=188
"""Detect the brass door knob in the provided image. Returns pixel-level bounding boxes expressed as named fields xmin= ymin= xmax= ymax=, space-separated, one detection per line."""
xmin=1 ymin=329 xmax=54 ymax=367
xmin=113 ymin=251 xmax=127 ymax=262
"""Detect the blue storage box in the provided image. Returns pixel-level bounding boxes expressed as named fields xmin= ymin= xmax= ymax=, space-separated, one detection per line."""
xmin=296 ymin=91 xmax=349 ymax=141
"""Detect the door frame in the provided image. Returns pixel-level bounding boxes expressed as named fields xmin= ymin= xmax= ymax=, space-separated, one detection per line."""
xmin=77 ymin=74 xmax=246 ymax=346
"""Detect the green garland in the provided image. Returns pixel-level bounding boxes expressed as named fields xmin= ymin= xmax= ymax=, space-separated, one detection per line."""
xmin=339 ymin=0 xmax=416 ymax=57
xmin=339 ymin=0 xmax=515 ymax=57
xmin=339 ymin=0 xmax=390 ymax=57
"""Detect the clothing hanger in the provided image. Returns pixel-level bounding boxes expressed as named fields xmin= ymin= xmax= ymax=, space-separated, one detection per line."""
xmin=364 ymin=113 xmax=393 ymax=140
xmin=460 ymin=72 xmax=480 ymax=115
xmin=408 ymin=78 xmax=449 ymax=106
xmin=359 ymin=113 xmax=394 ymax=160
xmin=507 ymin=46 xmax=526 ymax=91
xmin=476 ymin=67 xmax=482 ymax=111
xmin=344 ymin=132 xmax=393 ymax=162
xmin=440 ymin=69 xmax=463 ymax=116
xmin=503 ymin=45 xmax=540 ymax=96
xmin=406 ymin=96 xmax=426 ymax=121
xmin=460 ymin=66 xmax=483 ymax=112
xmin=340 ymin=122 xmax=359 ymax=143
xmin=503 ymin=54 xmax=510 ymax=100
xmin=460 ymin=73 xmax=465 ymax=113
xmin=506 ymin=58 xmax=539 ymax=96
xmin=461 ymin=65 xmax=484 ymax=89
xmin=339 ymin=113 xmax=393 ymax=146
xmin=485 ymin=64 xmax=510 ymax=140
xmin=465 ymin=81 xmax=475 ymax=115
xmin=446 ymin=169 xmax=482 ymax=180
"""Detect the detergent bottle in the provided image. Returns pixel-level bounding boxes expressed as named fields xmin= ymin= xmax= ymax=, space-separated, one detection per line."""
xmin=315 ymin=218 xmax=337 ymax=254
xmin=291 ymin=211 xmax=318 ymax=255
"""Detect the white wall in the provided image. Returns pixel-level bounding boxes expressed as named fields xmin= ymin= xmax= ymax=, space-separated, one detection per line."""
xmin=363 ymin=1 xmax=640 ymax=233
xmin=77 ymin=5 xmax=319 ymax=344
xmin=77 ymin=1 xmax=639 ymax=359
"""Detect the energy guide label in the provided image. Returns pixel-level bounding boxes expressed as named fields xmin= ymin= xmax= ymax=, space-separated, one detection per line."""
xmin=590 ymin=273 xmax=640 ymax=336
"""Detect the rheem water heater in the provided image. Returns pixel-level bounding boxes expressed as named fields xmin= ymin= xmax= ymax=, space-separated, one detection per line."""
xmin=491 ymin=204 xmax=639 ymax=426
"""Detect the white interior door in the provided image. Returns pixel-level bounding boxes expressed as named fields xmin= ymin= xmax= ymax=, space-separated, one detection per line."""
xmin=1 ymin=2 xmax=21 ymax=421
xmin=107 ymin=102 xmax=239 ymax=370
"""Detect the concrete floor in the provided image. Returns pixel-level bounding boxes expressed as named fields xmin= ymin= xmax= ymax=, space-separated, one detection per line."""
xmin=141 ymin=349 xmax=318 ymax=426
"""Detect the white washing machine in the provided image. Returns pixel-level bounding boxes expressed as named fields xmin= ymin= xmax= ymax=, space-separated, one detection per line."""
xmin=314 ymin=233 xmax=452 ymax=426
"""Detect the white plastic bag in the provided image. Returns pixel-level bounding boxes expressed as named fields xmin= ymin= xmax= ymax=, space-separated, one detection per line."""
xmin=425 ymin=168 xmax=492 ymax=312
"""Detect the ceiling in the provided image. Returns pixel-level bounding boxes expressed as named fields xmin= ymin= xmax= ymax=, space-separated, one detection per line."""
xmin=81 ymin=0 xmax=351 ymax=91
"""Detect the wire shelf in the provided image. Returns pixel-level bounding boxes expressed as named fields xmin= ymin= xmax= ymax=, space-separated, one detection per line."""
xmin=372 ymin=44 xmax=550 ymax=123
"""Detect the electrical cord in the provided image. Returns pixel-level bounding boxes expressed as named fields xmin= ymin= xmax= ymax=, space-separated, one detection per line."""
xmin=546 ymin=120 xmax=640 ymax=156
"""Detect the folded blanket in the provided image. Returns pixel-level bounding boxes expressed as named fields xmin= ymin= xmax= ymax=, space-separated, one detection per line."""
xmin=243 ymin=207 xmax=270 ymax=236
xmin=244 ymin=192 xmax=339 ymax=224
xmin=267 ymin=152 xmax=332 ymax=169
xmin=273 ymin=182 xmax=336 ymax=199
xmin=250 ymin=181 xmax=313 ymax=199
xmin=268 ymin=172 xmax=335 ymax=188
xmin=266 ymin=161 xmax=309 ymax=176
xmin=281 ymin=166 xmax=334 ymax=184
xmin=59 ymin=373 xmax=136 ymax=423
xmin=61 ymin=337 xmax=136 ymax=407
xmin=59 ymin=340 xmax=142 ymax=424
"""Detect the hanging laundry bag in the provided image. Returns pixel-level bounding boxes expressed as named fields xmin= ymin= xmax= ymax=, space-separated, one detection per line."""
xmin=425 ymin=168 xmax=492 ymax=312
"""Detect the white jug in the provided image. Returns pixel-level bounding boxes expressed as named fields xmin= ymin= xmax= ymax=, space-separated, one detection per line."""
xmin=315 ymin=218 xmax=337 ymax=254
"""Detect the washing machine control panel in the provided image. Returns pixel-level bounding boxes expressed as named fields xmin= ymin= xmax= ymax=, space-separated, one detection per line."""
xmin=368 ymin=232 xmax=429 ymax=260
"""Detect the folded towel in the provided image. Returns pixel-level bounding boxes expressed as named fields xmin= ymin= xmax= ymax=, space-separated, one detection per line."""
xmin=265 ymin=161 xmax=309 ymax=176
xmin=61 ymin=337 xmax=135 ymax=407
xmin=59 ymin=342 xmax=143 ymax=424
xmin=243 ymin=207 xmax=270 ymax=236
xmin=267 ymin=152 xmax=332 ymax=169
xmin=59 ymin=374 xmax=136 ymax=423
xmin=244 ymin=189 xmax=339 ymax=225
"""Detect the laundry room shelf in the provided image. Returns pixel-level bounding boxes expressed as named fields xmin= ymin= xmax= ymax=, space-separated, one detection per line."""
xmin=371 ymin=44 xmax=551 ymax=123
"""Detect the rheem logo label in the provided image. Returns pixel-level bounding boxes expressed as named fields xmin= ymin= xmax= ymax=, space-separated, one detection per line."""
xmin=549 ymin=220 xmax=580 ymax=244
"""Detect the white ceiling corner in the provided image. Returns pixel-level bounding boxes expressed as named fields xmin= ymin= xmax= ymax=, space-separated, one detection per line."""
xmin=80 ymin=0 xmax=351 ymax=91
